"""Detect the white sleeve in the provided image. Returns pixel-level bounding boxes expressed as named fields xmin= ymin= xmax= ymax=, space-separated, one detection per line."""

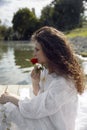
xmin=18 ymin=78 xmax=77 ymax=119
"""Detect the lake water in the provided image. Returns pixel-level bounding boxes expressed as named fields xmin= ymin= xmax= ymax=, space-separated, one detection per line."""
xmin=0 ymin=41 xmax=34 ymax=85
xmin=0 ymin=41 xmax=87 ymax=85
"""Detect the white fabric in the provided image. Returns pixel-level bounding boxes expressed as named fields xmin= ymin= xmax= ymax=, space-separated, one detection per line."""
xmin=0 ymin=69 xmax=84 ymax=130
xmin=75 ymin=90 xmax=87 ymax=130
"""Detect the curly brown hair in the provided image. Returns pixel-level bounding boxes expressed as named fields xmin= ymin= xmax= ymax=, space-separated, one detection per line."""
xmin=31 ymin=26 xmax=85 ymax=94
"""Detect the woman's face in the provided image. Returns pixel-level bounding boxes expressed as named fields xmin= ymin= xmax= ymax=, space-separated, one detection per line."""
xmin=33 ymin=41 xmax=48 ymax=65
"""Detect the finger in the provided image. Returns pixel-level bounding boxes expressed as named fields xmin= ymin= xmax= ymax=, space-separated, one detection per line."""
xmin=0 ymin=93 xmax=4 ymax=97
xmin=0 ymin=94 xmax=7 ymax=104
xmin=1 ymin=92 xmax=8 ymax=98
xmin=31 ymin=69 xmax=35 ymax=76
xmin=4 ymin=91 xmax=8 ymax=94
xmin=31 ymin=72 xmax=40 ymax=78
xmin=32 ymin=68 xmax=40 ymax=74
xmin=4 ymin=86 xmax=8 ymax=93
xmin=31 ymin=70 xmax=37 ymax=77
xmin=31 ymin=74 xmax=37 ymax=79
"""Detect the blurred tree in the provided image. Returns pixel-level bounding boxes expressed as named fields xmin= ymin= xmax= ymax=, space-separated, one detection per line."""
xmin=40 ymin=0 xmax=85 ymax=31
xmin=12 ymin=8 xmax=39 ymax=40
xmin=52 ymin=0 xmax=84 ymax=30
xmin=0 ymin=19 xmax=1 ymax=24
xmin=4 ymin=27 xmax=14 ymax=40
xmin=0 ymin=25 xmax=7 ymax=40
xmin=40 ymin=5 xmax=54 ymax=26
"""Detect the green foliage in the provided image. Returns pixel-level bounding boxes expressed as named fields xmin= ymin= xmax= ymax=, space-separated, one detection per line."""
xmin=0 ymin=25 xmax=7 ymax=40
xmin=0 ymin=19 xmax=14 ymax=40
xmin=80 ymin=52 xmax=87 ymax=57
xmin=4 ymin=27 xmax=14 ymax=40
xmin=40 ymin=5 xmax=54 ymax=26
xmin=12 ymin=8 xmax=39 ymax=40
xmin=40 ymin=0 xmax=85 ymax=31
xmin=66 ymin=26 xmax=87 ymax=38
xmin=53 ymin=0 xmax=84 ymax=30
xmin=0 ymin=19 xmax=1 ymax=24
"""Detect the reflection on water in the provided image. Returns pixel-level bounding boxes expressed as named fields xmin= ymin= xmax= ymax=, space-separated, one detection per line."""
xmin=15 ymin=49 xmax=33 ymax=68
xmin=0 ymin=42 xmax=8 ymax=60
xmin=0 ymin=41 xmax=34 ymax=85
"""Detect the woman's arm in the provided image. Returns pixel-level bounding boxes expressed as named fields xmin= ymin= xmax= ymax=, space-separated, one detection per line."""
xmin=18 ymin=78 xmax=77 ymax=119
xmin=31 ymin=68 xmax=41 ymax=96
xmin=32 ymin=81 xmax=40 ymax=96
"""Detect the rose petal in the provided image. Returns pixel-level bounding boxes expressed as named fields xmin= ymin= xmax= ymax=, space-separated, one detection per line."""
xmin=30 ymin=58 xmax=38 ymax=64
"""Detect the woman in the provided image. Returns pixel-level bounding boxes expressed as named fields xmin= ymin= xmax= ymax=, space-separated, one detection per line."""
xmin=0 ymin=26 xmax=85 ymax=130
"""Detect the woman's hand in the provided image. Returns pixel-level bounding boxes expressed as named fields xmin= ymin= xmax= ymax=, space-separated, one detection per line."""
xmin=0 ymin=92 xmax=9 ymax=104
xmin=0 ymin=92 xmax=19 ymax=106
xmin=31 ymin=67 xmax=41 ymax=95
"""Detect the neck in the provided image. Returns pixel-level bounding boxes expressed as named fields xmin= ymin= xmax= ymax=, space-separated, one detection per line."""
xmin=43 ymin=63 xmax=55 ymax=74
xmin=47 ymin=65 xmax=54 ymax=74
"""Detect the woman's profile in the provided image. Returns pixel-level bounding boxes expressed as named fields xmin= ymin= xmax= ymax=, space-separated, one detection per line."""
xmin=0 ymin=26 xmax=85 ymax=130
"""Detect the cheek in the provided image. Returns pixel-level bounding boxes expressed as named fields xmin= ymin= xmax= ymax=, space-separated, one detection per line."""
xmin=40 ymin=52 xmax=45 ymax=59
xmin=40 ymin=54 xmax=47 ymax=63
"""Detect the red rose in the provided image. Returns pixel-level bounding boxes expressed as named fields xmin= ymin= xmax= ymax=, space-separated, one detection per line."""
xmin=30 ymin=58 xmax=38 ymax=64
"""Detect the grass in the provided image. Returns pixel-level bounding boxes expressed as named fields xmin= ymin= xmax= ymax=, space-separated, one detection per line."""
xmin=80 ymin=52 xmax=87 ymax=57
xmin=65 ymin=24 xmax=87 ymax=38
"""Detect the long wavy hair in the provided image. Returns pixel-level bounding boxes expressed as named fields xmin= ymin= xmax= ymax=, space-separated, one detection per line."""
xmin=31 ymin=26 xmax=85 ymax=94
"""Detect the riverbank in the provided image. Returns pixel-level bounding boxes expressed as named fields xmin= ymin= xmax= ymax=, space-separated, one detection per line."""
xmin=69 ymin=37 xmax=87 ymax=57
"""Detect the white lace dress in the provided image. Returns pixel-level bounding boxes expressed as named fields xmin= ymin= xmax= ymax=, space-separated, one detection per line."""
xmin=0 ymin=69 xmax=82 ymax=130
